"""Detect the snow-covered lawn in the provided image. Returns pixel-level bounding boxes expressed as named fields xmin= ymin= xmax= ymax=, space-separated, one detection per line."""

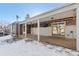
xmin=0 ymin=35 xmax=13 ymax=41
xmin=0 ymin=35 xmax=79 ymax=56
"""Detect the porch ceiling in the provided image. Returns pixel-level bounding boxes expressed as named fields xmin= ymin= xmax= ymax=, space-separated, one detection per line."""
xmin=26 ymin=3 xmax=78 ymax=25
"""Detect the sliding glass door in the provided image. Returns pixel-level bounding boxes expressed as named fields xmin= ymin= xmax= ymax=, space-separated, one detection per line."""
xmin=52 ymin=24 xmax=58 ymax=35
xmin=51 ymin=22 xmax=65 ymax=37
xmin=58 ymin=23 xmax=65 ymax=36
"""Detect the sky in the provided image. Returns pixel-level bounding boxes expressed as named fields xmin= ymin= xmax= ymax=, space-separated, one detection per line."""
xmin=0 ymin=3 xmax=64 ymax=25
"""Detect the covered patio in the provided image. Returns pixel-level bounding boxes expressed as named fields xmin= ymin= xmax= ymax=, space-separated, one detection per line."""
xmin=22 ymin=4 xmax=79 ymax=51
xmin=24 ymin=10 xmax=76 ymax=50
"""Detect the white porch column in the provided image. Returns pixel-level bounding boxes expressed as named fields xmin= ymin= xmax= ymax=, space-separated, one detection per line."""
xmin=25 ymin=23 xmax=27 ymax=38
xmin=76 ymin=7 xmax=79 ymax=51
xmin=37 ymin=19 xmax=40 ymax=41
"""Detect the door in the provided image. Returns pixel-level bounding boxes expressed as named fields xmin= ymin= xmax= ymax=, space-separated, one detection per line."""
xmin=52 ymin=24 xmax=58 ymax=35
xmin=58 ymin=23 xmax=65 ymax=36
xmin=51 ymin=22 xmax=65 ymax=37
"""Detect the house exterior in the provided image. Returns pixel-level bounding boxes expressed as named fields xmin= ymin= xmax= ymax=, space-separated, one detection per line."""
xmin=19 ymin=21 xmax=26 ymax=38
xmin=9 ymin=14 xmax=30 ymax=38
xmin=10 ymin=3 xmax=79 ymax=51
xmin=0 ymin=25 xmax=4 ymax=36
xmin=8 ymin=22 xmax=17 ymax=37
xmin=0 ymin=24 xmax=9 ymax=35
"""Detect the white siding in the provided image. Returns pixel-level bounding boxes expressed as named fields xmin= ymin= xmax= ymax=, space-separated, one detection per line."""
xmin=65 ymin=25 xmax=76 ymax=39
xmin=76 ymin=7 xmax=79 ymax=51
xmin=31 ymin=27 xmax=52 ymax=36
xmin=31 ymin=26 xmax=76 ymax=38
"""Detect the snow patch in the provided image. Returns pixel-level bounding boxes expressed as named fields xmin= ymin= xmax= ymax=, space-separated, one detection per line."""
xmin=0 ymin=36 xmax=79 ymax=56
xmin=0 ymin=35 xmax=13 ymax=41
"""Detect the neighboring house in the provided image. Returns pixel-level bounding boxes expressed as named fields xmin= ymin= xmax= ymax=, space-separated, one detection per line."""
xmin=0 ymin=25 xmax=9 ymax=35
xmin=10 ymin=3 xmax=79 ymax=51
xmin=0 ymin=25 xmax=4 ymax=34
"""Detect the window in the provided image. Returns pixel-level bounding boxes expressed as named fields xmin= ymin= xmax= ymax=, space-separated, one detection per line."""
xmin=51 ymin=22 xmax=65 ymax=37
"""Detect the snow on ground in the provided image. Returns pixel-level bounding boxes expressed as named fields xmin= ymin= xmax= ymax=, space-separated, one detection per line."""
xmin=0 ymin=35 xmax=79 ymax=56
xmin=0 ymin=35 xmax=13 ymax=41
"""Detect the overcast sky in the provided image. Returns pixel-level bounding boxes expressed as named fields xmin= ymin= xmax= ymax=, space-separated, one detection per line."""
xmin=0 ymin=3 xmax=64 ymax=25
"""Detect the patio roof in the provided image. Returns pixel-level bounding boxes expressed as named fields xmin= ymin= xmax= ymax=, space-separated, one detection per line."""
xmin=10 ymin=3 xmax=77 ymax=25
xmin=25 ymin=3 xmax=77 ymax=24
